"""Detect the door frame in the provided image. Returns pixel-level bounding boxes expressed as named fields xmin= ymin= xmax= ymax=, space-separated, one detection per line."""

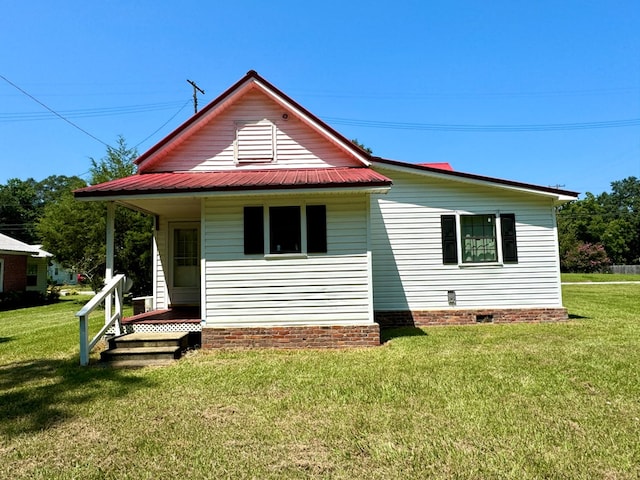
xmin=168 ymin=222 xmax=201 ymax=306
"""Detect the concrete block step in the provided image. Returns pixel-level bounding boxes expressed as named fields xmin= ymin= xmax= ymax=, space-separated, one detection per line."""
xmin=101 ymin=346 xmax=182 ymax=363
xmin=109 ymin=332 xmax=189 ymax=350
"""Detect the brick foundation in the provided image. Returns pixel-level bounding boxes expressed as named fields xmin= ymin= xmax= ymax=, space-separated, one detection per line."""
xmin=375 ymin=307 xmax=569 ymax=328
xmin=201 ymin=324 xmax=380 ymax=349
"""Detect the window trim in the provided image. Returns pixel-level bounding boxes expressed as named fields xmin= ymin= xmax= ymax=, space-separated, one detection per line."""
xmin=460 ymin=213 xmax=499 ymax=264
xmin=243 ymin=203 xmax=327 ymax=258
xmin=169 ymin=222 xmax=200 ymax=289
xmin=441 ymin=212 xmax=518 ymax=266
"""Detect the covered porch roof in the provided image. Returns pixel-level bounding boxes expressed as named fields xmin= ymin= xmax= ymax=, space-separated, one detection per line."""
xmin=75 ymin=167 xmax=392 ymax=198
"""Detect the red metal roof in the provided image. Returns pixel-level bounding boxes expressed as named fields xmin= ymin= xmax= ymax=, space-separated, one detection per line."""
xmin=74 ymin=167 xmax=392 ymax=198
xmin=419 ymin=162 xmax=454 ymax=171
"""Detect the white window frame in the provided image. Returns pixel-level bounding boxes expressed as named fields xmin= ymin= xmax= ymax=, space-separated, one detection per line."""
xmin=244 ymin=202 xmax=327 ymax=259
xmin=234 ymin=119 xmax=276 ymax=164
xmin=455 ymin=212 xmax=505 ymax=266
xmin=459 ymin=213 xmax=502 ymax=264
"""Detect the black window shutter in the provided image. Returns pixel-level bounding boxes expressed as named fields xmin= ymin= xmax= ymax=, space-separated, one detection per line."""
xmin=441 ymin=215 xmax=458 ymax=264
xmin=306 ymin=205 xmax=327 ymax=253
xmin=244 ymin=206 xmax=264 ymax=255
xmin=501 ymin=214 xmax=518 ymax=263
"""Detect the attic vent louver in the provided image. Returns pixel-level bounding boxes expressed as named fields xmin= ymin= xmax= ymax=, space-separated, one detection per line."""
xmin=235 ymin=120 xmax=275 ymax=164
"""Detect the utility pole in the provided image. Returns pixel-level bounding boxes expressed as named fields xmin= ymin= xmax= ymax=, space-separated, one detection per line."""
xmin=187 ymin=79 xmax=205 ymax=114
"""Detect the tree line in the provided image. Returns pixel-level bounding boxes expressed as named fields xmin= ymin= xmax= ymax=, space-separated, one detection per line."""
xmin=0 ymin=136 xmax=152 ymax=294
xmin=557 ymin=176 xmax=640 ymax=272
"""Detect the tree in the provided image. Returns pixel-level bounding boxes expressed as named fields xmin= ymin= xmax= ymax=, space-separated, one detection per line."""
xmin=561 ymin=242 xmax=611 ymax=273
xmin=0 ymin=175 xmax=85 ymax=244
xmin=89 ymin=136 xmax=137 ymax=184
xmin=0 ymin=178 xmax=40 ymax=243
xmin=38 ymin=188 xmax=106 ymax=291
xmin=38 ymin=136 xmax=153 ymax=295
xmin=351 ymin=139 xmax=373 ymax=154
xmin=557 ymin=176 xmax=640 ymax=270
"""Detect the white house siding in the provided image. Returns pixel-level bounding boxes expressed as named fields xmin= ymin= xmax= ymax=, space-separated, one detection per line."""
xmin=26 ymin=257 xmax=48 ymax=293
xmin=202 ymin=194 xmax=372 ymax=326
xmin=143 ymin=89 xmax=360 ymax=173
xmin=153 ymin=217 xmax=169 ymax=309
xmin=370 ymin=168 xmax=563 ymax=312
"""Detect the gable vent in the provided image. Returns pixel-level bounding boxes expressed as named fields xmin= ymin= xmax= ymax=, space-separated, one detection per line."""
xmin=235 ymin=120 xmax=275 ymax=163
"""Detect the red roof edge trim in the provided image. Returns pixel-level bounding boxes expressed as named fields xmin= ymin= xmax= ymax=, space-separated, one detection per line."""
xmin=372 ymin=157 xmax=579 ymax=197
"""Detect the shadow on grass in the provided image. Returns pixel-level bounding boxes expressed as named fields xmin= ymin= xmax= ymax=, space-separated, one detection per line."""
xmin=0 ymin=336 xmax=12 ymax=344
xmin=568 ymin=313 xmax=589 ymax=320
xmin=0 ymin=357 xmax=154 ymax=437
xmin=381 ymin=326 xmax=428 ymax=343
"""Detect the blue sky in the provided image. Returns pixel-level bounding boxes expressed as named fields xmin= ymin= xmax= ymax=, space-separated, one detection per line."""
xmin=1 ymin=0 xmax=639 ymax=196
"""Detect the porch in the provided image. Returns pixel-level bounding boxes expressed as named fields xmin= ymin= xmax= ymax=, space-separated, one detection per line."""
xmin=121 ymin=306 xmax=202 ymax=341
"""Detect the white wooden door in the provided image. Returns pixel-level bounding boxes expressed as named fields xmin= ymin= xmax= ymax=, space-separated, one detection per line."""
xmin=169 ymin=223 xmax=200 ymax=306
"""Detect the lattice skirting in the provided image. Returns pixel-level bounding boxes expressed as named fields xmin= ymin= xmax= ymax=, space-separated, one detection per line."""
xmin=107 ymin=322 xmax=202 ymax=335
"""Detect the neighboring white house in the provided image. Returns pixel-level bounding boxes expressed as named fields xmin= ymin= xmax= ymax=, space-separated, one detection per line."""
xmin=48 ymin=260 xmax=78 ymax=286
xmin=74 ymin=70 xmax=578 ymax=348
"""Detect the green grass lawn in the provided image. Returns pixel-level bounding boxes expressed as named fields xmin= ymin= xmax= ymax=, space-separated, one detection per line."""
xmin=562 ymin=272 xmax=640 ymax=283
xmin=1 ymin=284 xmax=639 ymax=479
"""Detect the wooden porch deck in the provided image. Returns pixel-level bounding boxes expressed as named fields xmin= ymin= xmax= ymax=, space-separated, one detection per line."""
xmin=122 ymin=306 xmax=202 ymax=326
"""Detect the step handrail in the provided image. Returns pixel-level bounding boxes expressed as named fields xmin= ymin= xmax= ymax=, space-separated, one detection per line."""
xmin=76 ymin=274 xmax=126 ymax=366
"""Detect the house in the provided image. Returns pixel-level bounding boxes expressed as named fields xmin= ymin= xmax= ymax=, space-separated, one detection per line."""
xmin=48 ymin=259 xmax=78 ymax=286
xmin=0 ymin=233 xmax=51 ymax=295
xmin=74 ymin=70 xmax=578 ymax=348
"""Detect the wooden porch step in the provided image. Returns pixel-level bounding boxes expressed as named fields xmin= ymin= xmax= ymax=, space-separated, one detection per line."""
xmin=101 ymin=332 xmax=189 ymax=367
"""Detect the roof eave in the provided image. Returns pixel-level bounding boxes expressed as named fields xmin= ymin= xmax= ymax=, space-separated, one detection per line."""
xmin=371 ymin=157 xmax=579 ymax=200
xmin=74 ymin=183 xmax=391 ymax=202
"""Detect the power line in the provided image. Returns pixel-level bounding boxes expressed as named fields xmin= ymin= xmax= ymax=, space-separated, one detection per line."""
xmin=0 ymin=100 xmax=187 ymax=122
xmin=134 ymin=99 xmax=191 ymax=149
xmin=0 ymin=74 xmax=110 ymax=147
xmin=323 ymin=116 xmax=640 ymax=132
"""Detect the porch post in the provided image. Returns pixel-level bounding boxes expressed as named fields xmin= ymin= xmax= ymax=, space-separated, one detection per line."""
xmin=105 ymin=202 xmax=115 ymax=326
xmin=106 ymin=202 xmax=115 ymax=282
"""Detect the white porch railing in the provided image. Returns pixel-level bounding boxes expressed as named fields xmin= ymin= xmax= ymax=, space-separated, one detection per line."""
xmin=75 ymin=274 xmax=126 ymax=366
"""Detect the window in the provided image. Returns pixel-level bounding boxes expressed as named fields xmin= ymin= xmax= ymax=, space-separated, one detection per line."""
xmin=270 ymin=206 xmax=301 ymax=254
xmin=441 ymin=213 xmax=518 ymax=265
xmin=461 ymin=214 xmax=497 ymax=263
xmin=173 ymin=227 xmax=199 ymax=287
xmin=235 ymin=120 xmax=275 ymax=163
xmin=244 ymin=205 xmax=327 ymax=255
xmin=26 ymin=263 xmax=38 ymax=287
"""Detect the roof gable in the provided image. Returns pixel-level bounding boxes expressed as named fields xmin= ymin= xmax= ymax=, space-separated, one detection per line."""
xmin=136 ymin=71 xmax=371 ymax=173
